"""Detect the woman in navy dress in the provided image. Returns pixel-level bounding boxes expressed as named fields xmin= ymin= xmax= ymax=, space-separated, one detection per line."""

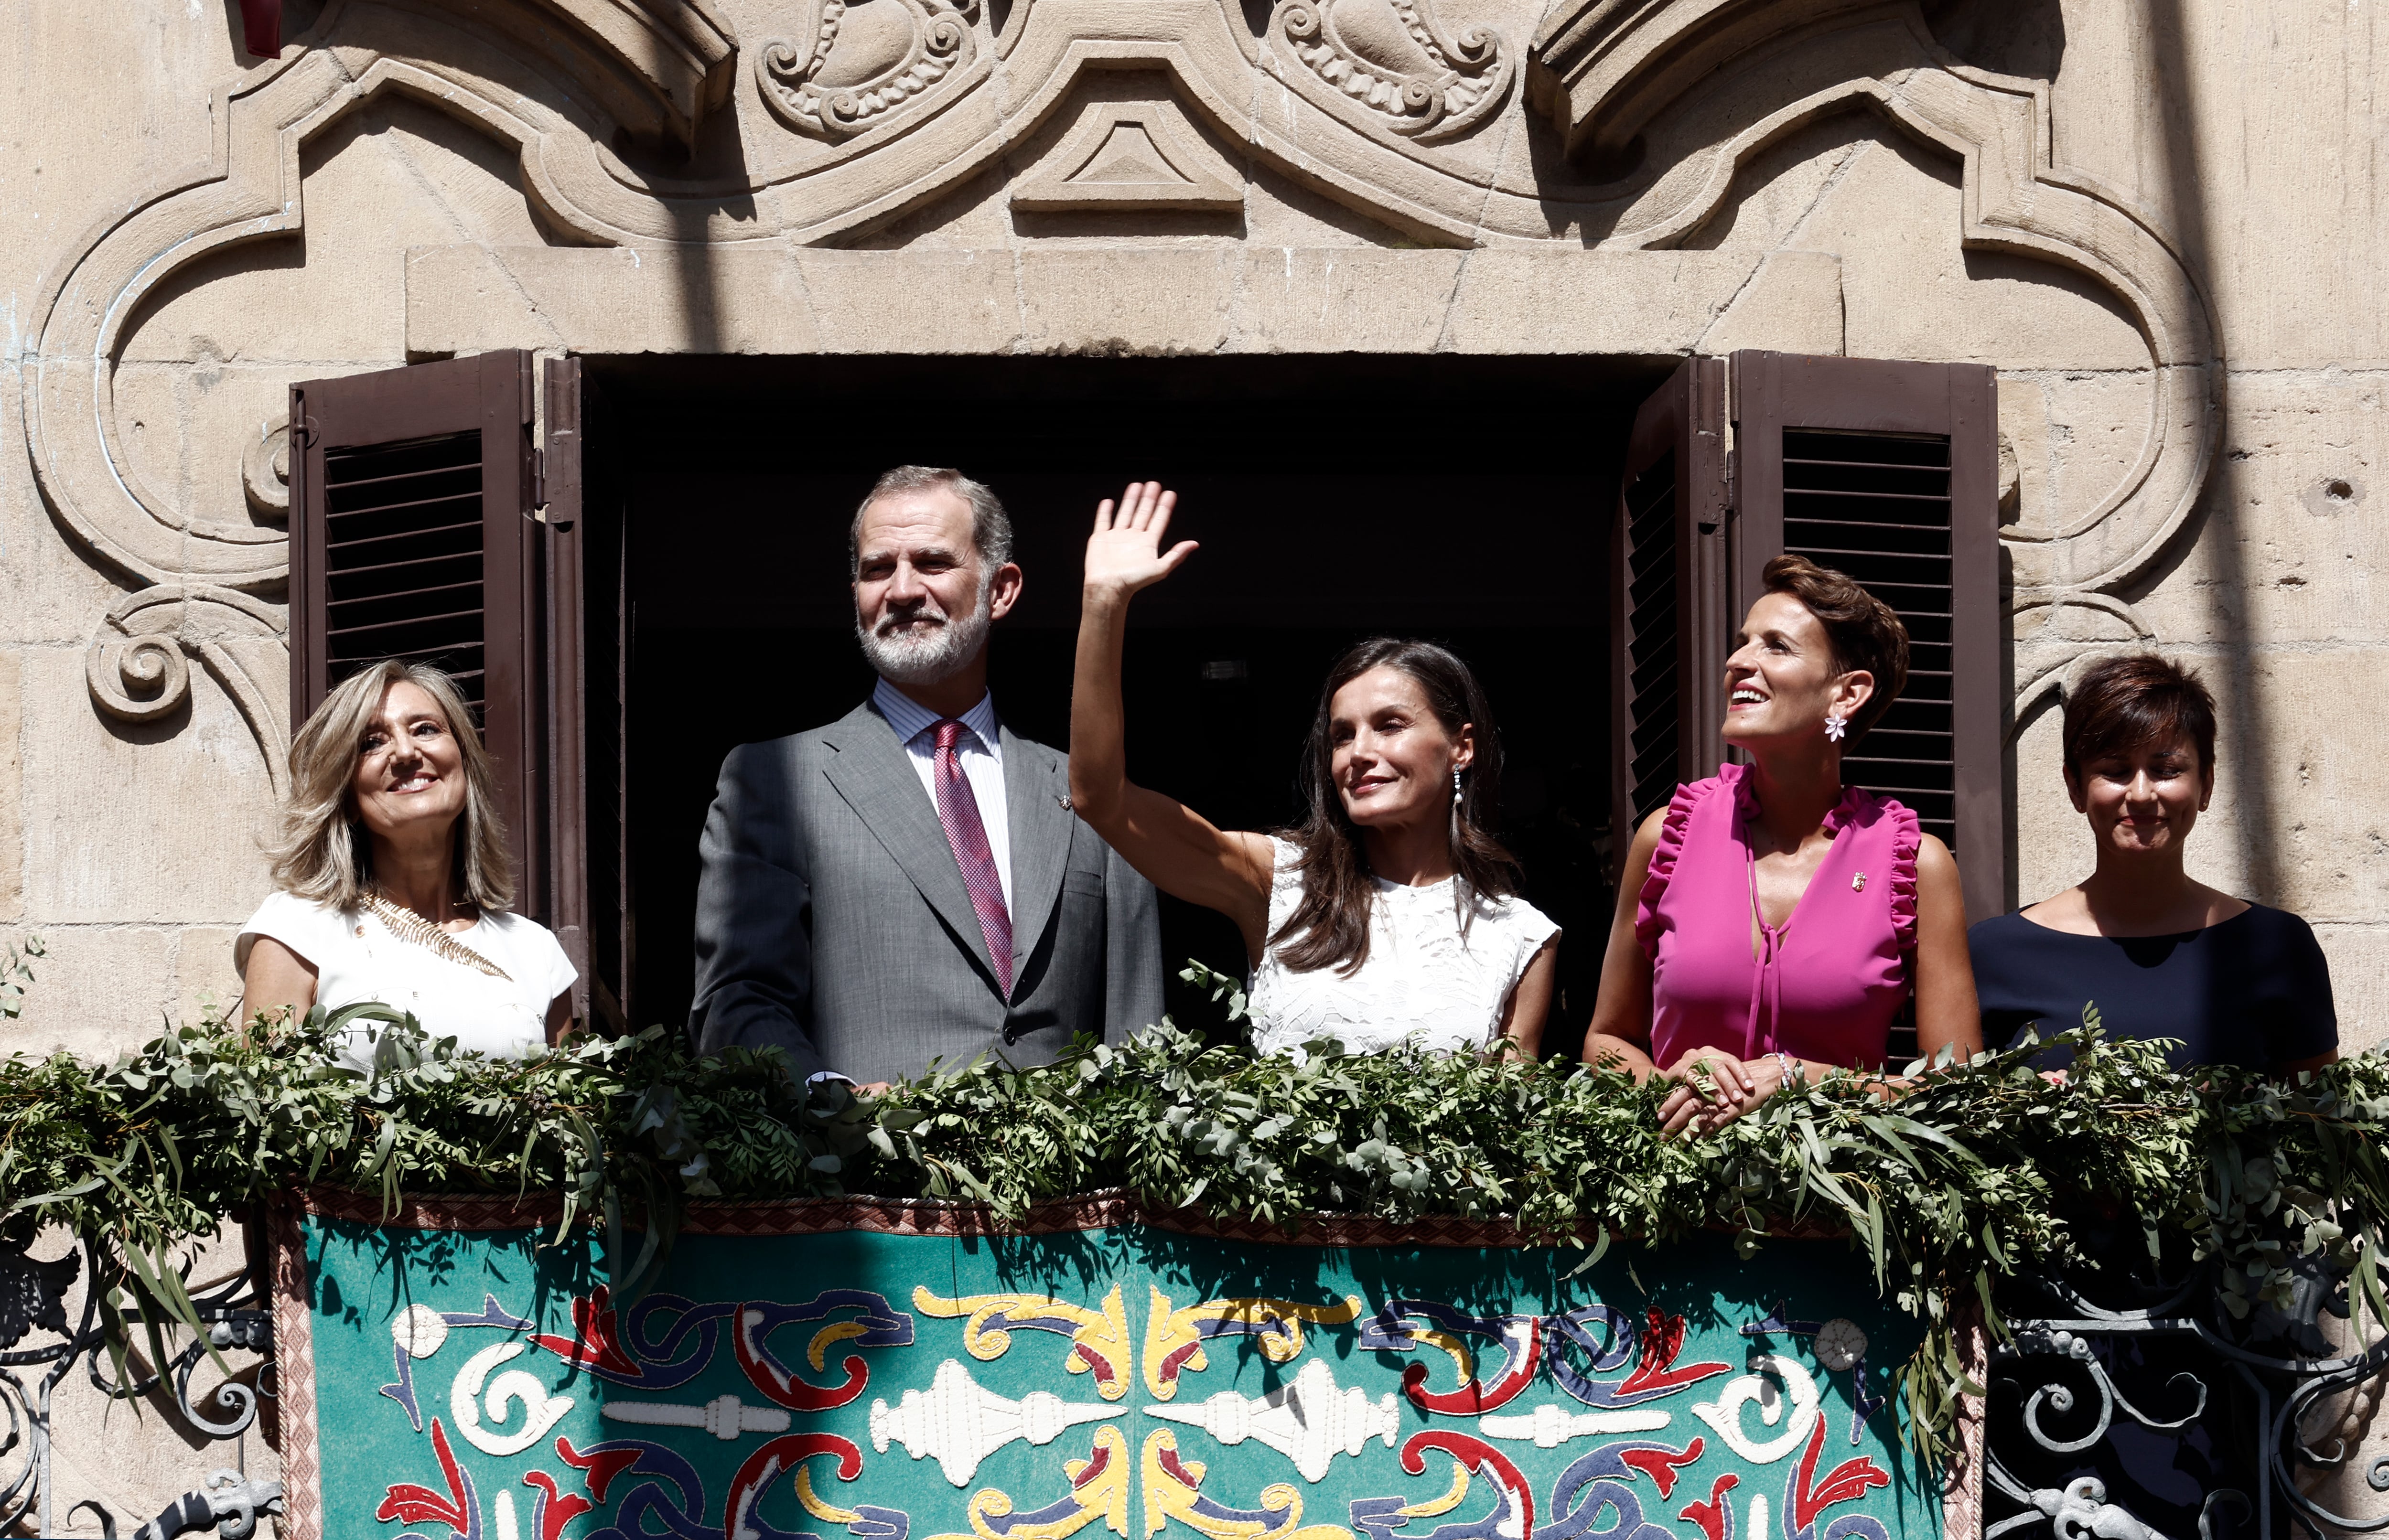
xmin=1968 ymin=654 xmax=2337 ymax=1073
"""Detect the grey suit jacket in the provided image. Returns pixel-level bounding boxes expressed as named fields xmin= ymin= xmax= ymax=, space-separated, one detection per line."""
xmin=689 ymin=700 xmax=1165 ymax=1084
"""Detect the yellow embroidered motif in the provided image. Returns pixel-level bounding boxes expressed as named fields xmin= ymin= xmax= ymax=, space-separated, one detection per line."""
xmin=1140 ymin=1430 xmax=1346 ymax=1540
xmin=914 ymin=1284 xmax=1136 ymax=1400
xmin=925 ymin=1425 xmax=1134 ymax=1540
xmin=1142 ymin=1290 xmax=1364 ymax=1400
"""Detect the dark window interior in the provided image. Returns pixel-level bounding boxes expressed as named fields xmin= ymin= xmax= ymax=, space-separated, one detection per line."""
xmin=1620 ymin=446 xmax=1682 ymax=826
xmin=583 ymin=354 xmax=1670 ymax=1059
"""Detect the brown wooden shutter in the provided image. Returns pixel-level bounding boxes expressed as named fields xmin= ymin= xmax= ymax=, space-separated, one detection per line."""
xmin=288 ymin=351 xmax=568 ymax=931
xmin=540 ymin=356 xmax=600 ymax=1025
xmin=1729 ymin=351 xmax=2005 ymax=921
xmin=542 ymin=368 xmax=635 ymax=1033
xmin=1610 ymin=357 xmax=1728 ymax=861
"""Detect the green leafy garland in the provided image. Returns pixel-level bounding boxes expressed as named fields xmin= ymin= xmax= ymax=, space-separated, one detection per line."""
xmin=2 ymin=985 xmax=2386 ymax=1460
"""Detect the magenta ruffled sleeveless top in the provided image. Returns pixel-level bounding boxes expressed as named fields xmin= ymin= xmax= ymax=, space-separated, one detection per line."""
xmin=1636 ymin=762 xmax=1920 ymax=1070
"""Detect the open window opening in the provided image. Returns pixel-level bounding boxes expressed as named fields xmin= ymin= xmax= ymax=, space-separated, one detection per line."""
xmin=578 ymin=354 xmax=1663 ymax=1059
xmin=289 ymin=347 xmax=2006 ymax=1062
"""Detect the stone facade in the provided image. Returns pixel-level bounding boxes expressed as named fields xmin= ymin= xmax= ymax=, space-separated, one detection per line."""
xmin=4 ymin=0 xmax=2389 ymax=1525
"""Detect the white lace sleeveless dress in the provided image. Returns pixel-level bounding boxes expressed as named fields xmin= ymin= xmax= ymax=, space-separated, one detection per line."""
xmin=1246 ymin=836 xmax=1560 ymax=1058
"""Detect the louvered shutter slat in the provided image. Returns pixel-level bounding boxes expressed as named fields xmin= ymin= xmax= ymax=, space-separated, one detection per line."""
xmin=1783 ymin=429 xmax=1957 ymax=849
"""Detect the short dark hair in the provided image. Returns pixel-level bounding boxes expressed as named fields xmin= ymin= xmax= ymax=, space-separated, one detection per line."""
xmin=1760 ymin=554 xmax=1910 ymax=745
xmin=2062 ymin=653 xmax=2217 ymax=778
xmin=849 ymin=466 xmax=1014 ymax=578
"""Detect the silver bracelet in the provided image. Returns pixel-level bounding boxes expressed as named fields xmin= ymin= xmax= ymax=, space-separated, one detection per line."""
xmin=1776 ymin=1050 xmax=1801 ymax=1086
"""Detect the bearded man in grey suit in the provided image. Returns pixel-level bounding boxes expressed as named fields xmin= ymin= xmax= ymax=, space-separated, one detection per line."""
xmin=690 ymin=466 xmax=1164 ymax=1090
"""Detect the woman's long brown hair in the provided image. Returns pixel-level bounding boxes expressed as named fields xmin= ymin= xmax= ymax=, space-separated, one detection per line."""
xmin=1270 ymin=638 xmax=1524 ymax=976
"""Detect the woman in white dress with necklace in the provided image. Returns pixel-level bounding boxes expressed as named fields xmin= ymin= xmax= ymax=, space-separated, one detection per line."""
xmin=238 ymin=660 xmax=577 ymax=1067
xmin=1070 ymin=482 xmax=1559 ymax=1058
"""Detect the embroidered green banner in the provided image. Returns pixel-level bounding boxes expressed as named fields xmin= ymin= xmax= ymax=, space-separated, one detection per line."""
xmin=269 ymin=1196 xmax=1961 ymax=1540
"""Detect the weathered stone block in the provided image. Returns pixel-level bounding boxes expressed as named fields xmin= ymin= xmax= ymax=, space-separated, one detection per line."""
xmin=1018 ymin=247 xmax=1239 ymax=353
xmin=2131 ymin=368 xmax=2389 ymax=648
xmin=19 ymin=649 xmax=273 ymax=926
xmin=174 ymin=923 xmax=246 ymax=1030
xmin=0 ymin=651 xmax=20 ymax=926
xmin=0 ymin=923 xmax=176 ymax=1061
xmin=2313 ymin=924 xmax=2389 ymax=1055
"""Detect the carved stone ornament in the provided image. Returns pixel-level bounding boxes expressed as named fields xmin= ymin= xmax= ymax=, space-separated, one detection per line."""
xmin=22 ymin=0 xmax=2226 ymax=739
xmin=243 ymin=415 xmax=291 ymax=522
xmin=1270 ymin=0 xmax=1512 ymax=142
xmin=86 ymin=587 xmax=291 ymax=795
xmin=756 ymin=0 xmax=981 ymax=139
xmin=1012 ymin=96 xmax=1244 ymax=212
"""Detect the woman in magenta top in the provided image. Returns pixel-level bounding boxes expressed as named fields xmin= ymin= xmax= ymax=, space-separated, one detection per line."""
xmin=1582 ymin=555 xmax=1981 ymax=1133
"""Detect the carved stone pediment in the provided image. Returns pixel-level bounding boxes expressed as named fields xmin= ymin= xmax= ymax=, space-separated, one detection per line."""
xmin=24 ymin=0 xmax=2225 ymax=745
xmin=1012 ymin=94 xmax=1244 ymax=211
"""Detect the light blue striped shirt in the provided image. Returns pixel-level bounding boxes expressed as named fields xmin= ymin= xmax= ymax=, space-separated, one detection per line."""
xmin=871 ymin=678 xmax=1013 ymax=908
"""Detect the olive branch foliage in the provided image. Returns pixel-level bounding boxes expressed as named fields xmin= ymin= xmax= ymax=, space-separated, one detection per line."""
xmin=1 ymin=965 xmax=2385 ymax=1462
xmin=0 ymin=936 xmax=43 ymax=1022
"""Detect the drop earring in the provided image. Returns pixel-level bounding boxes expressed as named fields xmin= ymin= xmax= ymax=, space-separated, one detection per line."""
xmin=1451 ymin=768 xmax=1464 ymax=835
xmin=1825 ymin=714 xmax=1849 ymax=743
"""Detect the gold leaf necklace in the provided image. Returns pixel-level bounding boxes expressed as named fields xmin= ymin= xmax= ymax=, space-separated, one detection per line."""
xmin=363 ymin=892 xmax=512 ymax=981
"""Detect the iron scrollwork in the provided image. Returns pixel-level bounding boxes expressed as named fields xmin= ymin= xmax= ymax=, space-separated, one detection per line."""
xmin=1986 ymin=1259 xmax=2389 ymax=1539
xmin=0 ymin=1235 xmax=280 ymax=1540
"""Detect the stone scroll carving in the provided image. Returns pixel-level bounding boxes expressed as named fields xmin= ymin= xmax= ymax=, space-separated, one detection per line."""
xmin=21 ymin=0 xmax=2224 ymax=745
xmin=243 ymin=417 xmax=291 ymax=523
xmin=755 ymin=0 xmax=982 ymax=139
xmin=86 ymin=588 xmax=291 ymax=797
xmin=1270 ymin=0 xmax=1512 ymax=142
xmin=1521 ymin=1 xmax=2222 ymax=718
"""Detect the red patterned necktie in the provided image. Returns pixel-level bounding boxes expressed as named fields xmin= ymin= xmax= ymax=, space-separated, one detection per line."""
xmin=931 ymin=719 xmax=1013 ymax=997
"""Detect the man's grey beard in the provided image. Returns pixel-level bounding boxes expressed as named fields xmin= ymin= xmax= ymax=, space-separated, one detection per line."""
xmin=857 ymin=586 xmax=994 ymax=685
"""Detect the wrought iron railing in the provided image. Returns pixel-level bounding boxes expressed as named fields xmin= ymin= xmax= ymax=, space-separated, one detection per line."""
xmin=0 ymin=1238 xmax=279 ymax=1540
xmin=1988 ymin=1259 xmax=2389 ymax=1539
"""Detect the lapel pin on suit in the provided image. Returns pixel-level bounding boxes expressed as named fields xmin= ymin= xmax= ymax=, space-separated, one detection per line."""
xmin=1057 ymin=794 xmax=1074 ymax=811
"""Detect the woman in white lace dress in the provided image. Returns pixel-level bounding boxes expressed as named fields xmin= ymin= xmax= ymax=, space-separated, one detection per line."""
xmin=1069 ymin=482 xmax=1559 ymax=1058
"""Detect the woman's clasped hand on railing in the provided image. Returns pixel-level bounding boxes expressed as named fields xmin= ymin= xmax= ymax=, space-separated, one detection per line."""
xmin=230 ymin=474 xmax=2338 ymax=1121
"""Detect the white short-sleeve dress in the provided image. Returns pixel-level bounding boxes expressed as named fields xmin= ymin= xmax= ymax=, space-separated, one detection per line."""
xmin=236 ymin=891 xmax=578 ymax=1069
xmin=1244 ymin=837 xmax=1560 ymax=1058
